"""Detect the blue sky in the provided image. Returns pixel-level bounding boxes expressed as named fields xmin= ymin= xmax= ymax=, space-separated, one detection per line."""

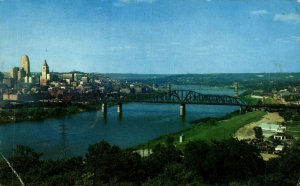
xmin=0 ymin=0 xmax=300 ymax=74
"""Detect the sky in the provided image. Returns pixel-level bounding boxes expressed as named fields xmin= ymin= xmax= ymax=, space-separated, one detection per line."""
xmin=0 ymin=0 xmax=300 ymax=74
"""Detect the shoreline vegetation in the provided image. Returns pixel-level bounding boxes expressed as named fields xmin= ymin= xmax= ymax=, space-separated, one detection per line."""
xmin=0 ymin=103 xmax=103 ymax=125
xmin=134 ymin=110 xmax=266 ymax=150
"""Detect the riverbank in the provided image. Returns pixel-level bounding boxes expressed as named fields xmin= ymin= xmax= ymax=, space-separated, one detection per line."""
xmin=135 ymin=110 xmax=266 ymax=150
xmin=0 ymin=103 xmax=102 ymax=125
xmin=234 ymin=112 xmax=284 ymax=140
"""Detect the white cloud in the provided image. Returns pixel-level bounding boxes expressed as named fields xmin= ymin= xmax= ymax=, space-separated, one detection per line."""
xmin=95 ymin=6 xmax=103 ymax=10
xmin=194 ymin=45 xmax=224 ymax=51
xmin=275 ymin=37 xmax=291 ymax=44
xmin=114 ymin=0 xmax=157 ymax=6
xmin=109 ymin=45 xmax=136 ymax=52
xmin=274 ymin=13 xmax=300 ymax=23
xmin=291 ymin=36 xmax=300 ymax=42
xmin=250 ymin=10 xmax=268 ymax=16
xmin=275 ymin=36 xmax=300 ymax=44
xmin=113 ymin=2 xmax=123 ymax=7
xmin=158 ymin=48 xmax=168 ymax=52
xmin=170 ymin=42 xmax=181 ymax=46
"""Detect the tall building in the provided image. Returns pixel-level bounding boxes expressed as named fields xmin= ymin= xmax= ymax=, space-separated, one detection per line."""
xmin=3 ymin=78 xmax=13 ymax=88
xmin=41 ymin=60 xmax=49 ymax=79
xmin=234 ymin=82 xmax=239 ymax=97
xmin=21 ymin=55 xmax=30 ymax=76
xmin=18 ymin=68 xmax=26 ymax=80
xmin=40 ymin=60 xmax=51 ymax=85
xmin=10 ymin=67 xmax=19 ymax=80
xmin=167 ymin=82 xmax=171 ymax=96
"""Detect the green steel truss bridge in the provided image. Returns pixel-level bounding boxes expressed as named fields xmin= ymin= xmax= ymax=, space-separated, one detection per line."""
xmin=102 ymin=90 xmax=247 ymax=117
xmin=118 ymin=90 xmax=246 ymax=106
xmin=101 ymin=90 xmax=300 ymax=117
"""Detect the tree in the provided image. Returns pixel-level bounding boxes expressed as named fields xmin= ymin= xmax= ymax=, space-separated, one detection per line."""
xmin=266 ymin=140 xmax=300 ymax=186
xmin=86 ymin=140 xmax=121 ymax=183
xmin=144 ymin=139 xmax=182 ymax=178
xmin=279 ymin=111 xmax=293 ymax=121
xmin=254 ymin=126 xmax=264 ymax=140
xmin=86 ymin=140 xmax=146 ymax=184
xmin=184 ymin=139 xmax=265 ymax=184
xmin=165 ymin=136 xmax=175 ymax=147
xmin=184 ymin=140 xmax=210 ymax=175
xmin=6 ymin=145 xmax=43 ymax=184
xmin=38 ymin=157 xmax=84 ymax=185
xmin=143 ymin=163 xmax=203 ymax=186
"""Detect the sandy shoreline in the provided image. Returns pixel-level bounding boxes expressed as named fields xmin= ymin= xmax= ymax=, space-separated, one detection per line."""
xmin=234 ymin=112 xmax=284 ymax=140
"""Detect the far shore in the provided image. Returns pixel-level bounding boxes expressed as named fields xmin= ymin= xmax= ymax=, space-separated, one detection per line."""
xmin=0 ymin=104 xmax=101 ymax=125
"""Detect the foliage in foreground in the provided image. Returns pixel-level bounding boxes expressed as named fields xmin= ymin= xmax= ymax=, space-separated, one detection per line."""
xmin=0 ymin=138 xmax=300 ymax=185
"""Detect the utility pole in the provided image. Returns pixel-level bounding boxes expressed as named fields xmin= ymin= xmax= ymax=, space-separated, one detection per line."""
xmin=0 ymin=152 xmax=25 ymax=186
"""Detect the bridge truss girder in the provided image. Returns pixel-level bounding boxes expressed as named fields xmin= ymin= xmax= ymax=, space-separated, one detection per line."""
xmin=116 ymin=90 xmax=246 ymax=106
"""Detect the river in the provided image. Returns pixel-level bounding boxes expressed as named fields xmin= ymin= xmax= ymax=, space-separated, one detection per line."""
xmin=0 ymin=86 xmax=240 ymax=159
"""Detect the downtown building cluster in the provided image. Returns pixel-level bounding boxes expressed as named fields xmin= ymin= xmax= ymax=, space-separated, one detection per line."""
xmin=0 ymin=55 xmax=151 ymax=108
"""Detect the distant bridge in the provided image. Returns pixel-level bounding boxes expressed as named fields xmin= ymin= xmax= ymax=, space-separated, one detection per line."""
xmin=251 ymin=104 xmax=300 ymax=112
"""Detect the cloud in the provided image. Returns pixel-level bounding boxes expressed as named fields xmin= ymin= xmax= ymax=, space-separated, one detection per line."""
xmin=274 ymin=13 xmax=300 ymax=23
xmin=275 ymin=36 xmax=300 ymax=44
xmin=95 ymin=6 xmax=103 ymax=11
xmin=108 ymin=45 xmax=136 ymax=52
xmin=193 ymin=44 xmax=224 ymax=56
xmin=114 ymin=0 xmax=157 ymax=6
xmin=194 ymin=45 xmax=224 ymax=51
xmin=291 ymin=36 xmax=300 ymax=42
xmin=158 ymin=48 xmax=168 ymax=52
xmin=275 ymin=37 xmax=291 ymax=44
xmin=170 ymin=42 xmax=181 ymax=46
xmin=250 ymin=10 xmax=268 ymax=16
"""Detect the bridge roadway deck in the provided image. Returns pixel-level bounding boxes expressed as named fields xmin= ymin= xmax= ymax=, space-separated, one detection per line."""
xmin=105 ymin=90 xmax=247 ymax=106
xmin=103 ymin=90 xmax=300 ymax=111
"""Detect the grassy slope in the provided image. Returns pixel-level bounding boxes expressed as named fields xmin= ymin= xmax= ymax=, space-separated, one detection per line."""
xmin=242 ymin=95 xmax=260 ymax=105
xmin=137 ymin=111 xmax=266 ymax=149
xmin=287 ymin=121 xmax=300 ymax=139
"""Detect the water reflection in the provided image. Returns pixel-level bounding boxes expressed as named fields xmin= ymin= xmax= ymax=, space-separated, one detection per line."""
xmin=90 ymin=111 xmax=100 ymax=129
xmin=59 ymin=120 xmax=67 ymax=158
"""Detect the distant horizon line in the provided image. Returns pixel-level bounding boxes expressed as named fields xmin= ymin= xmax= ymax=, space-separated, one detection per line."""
xmin=2 ymin=71 xmax=300 ymax=75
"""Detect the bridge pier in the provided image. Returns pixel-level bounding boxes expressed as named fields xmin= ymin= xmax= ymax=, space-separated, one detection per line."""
xmin=239 ymin=106 xmax=247 ymax=114
xmin=117 ymin=103 xmax=122 ymax=113
xmin=117 ymin=103 xmax=122 ymax=119
xmin=180 ymin=103 xmax=186 ymax=117
xmin=167 ymin=82 xmax=171 ymax=97
xmin=102 ymin=103 xmax=107 ymax=114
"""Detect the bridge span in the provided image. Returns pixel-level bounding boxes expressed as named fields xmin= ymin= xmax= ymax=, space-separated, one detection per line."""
xmin=101 ymin=90 xmax=247 ymax=117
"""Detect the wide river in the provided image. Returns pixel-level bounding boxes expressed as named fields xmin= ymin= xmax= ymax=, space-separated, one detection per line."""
xmin=0 ymin=85 xmax=240 ymax=159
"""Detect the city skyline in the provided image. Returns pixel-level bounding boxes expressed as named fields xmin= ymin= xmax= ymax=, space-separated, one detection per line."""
xmin=0 ymin=0 xmax=300 ymax=74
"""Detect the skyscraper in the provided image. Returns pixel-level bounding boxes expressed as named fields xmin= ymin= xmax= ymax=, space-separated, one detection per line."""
xmin=41 ymin=60 xmax=49 ymax=79
xmin=234 ymin=82 xmax=239 ymax=97
xmin=40 ymin=60 xmax=51 ymax=85
xmin=10 ymin=67 xmax=19 ymax=80
xmin=21 ymin=54 xmax=30 ymax=76
xmin=18 ymin=68 xmax=26 ymax=80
